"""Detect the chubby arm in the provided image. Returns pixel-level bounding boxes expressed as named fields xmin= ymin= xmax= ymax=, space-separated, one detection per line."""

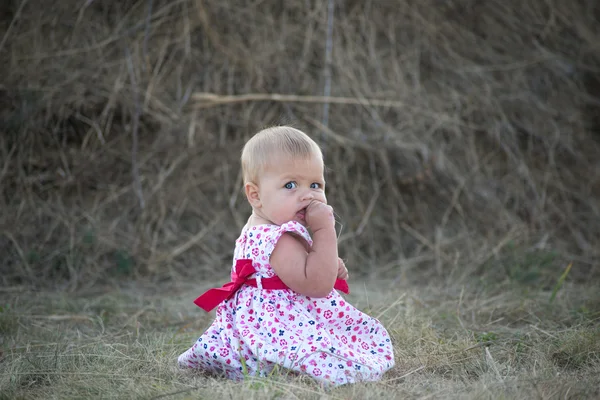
xmin=270 ymin=204 xmax=339 ymax=298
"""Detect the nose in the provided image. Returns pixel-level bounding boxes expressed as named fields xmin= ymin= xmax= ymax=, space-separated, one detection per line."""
xmin=300 ymin=189 xmax=314 ymax=201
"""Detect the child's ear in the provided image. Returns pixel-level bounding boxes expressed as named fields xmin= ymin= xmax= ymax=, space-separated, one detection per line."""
xmin=244 ymin=182 xmax=261 ymax=208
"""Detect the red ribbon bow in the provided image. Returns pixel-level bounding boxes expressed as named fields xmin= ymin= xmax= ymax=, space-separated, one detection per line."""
xmin=194 ymin=259 xmax=350 ymax=312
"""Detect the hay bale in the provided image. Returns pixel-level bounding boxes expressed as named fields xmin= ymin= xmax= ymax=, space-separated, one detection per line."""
xmin=1 ymin=0 xmax=599 ymax=288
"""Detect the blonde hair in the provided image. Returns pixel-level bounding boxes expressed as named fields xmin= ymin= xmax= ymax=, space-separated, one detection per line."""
xmin=241 ymin=126 xmax=323 ymax=183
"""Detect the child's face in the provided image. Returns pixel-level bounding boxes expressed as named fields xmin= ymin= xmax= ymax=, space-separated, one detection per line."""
xmin=253 ymin=154 xmax=327 ymax=227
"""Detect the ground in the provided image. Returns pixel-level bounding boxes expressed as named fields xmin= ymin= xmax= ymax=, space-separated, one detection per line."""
xmin=1 ymin=275 xmax=599 ymax=399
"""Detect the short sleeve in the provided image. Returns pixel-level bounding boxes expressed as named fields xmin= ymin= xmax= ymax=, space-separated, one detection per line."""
xmin=263 ymin=221 xmax=313 ymax=258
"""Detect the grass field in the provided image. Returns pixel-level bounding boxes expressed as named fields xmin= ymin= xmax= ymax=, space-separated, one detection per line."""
xmin=2 ymin=2 xmax=600 ymax=398
xmin=2 ymin=269 xmax=599 ymax=399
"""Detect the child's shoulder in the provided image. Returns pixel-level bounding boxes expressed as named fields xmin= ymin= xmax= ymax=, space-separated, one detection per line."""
xmin=243 ymin=221 xmax=312 ymax=246
xmin=273 ymin=221 xmax=313 ymax=247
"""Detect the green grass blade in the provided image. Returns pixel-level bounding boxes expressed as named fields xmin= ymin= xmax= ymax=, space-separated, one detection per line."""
xmin=550 ymin=262 xmax=573 ymax=304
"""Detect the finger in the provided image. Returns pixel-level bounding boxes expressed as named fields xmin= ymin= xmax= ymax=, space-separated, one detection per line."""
xmin=307 ymin=199 xmax=325 ymax=209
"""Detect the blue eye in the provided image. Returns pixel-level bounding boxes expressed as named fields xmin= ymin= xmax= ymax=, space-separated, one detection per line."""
xmin=310 ymin=183 xmax=321 ymax=189
xmin=284 ymin=182 xmax=297 ymax=189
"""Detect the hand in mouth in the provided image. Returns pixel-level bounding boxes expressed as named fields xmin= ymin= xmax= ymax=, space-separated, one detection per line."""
xmin=296 ymin=207 xmax=307 ymax=221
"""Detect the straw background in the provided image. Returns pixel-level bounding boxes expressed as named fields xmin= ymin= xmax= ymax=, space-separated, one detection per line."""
xmin=1 ymin=0 xmax=599 ymax=289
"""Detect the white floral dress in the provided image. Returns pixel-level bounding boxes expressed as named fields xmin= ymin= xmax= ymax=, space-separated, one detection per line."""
xmin=178 ymin=221 xmax=395 ymax=386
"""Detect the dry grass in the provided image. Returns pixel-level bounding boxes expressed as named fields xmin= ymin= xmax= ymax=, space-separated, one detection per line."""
xmin=1 ymin=0 xmax=600 ymax=288
xmin=1 ymin=2 xmax=600 ymax=397
xmin=1 ymin=274 xmax=599 ymax=399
